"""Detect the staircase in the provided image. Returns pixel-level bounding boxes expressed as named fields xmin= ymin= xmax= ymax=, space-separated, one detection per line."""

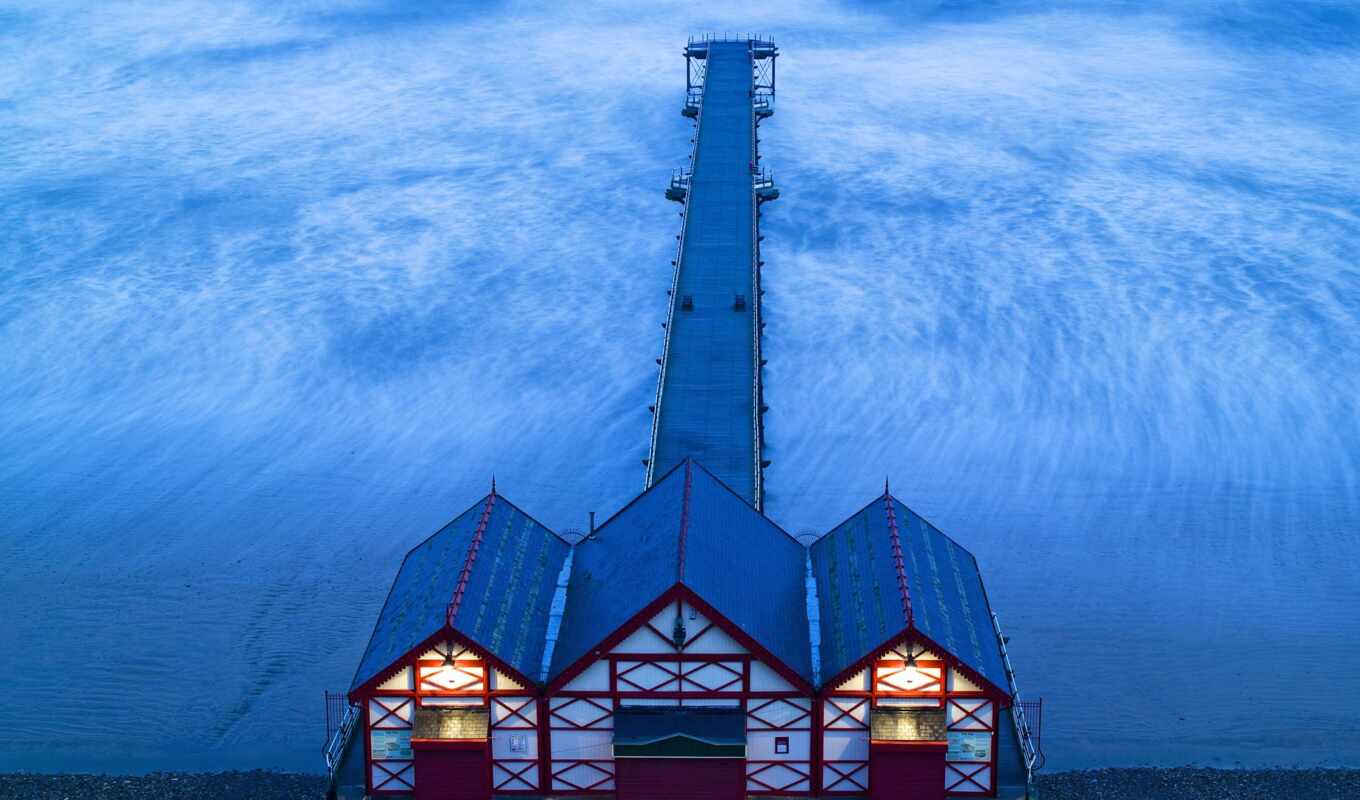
xmin=991 ymin=611 xmax=1046 ymax=795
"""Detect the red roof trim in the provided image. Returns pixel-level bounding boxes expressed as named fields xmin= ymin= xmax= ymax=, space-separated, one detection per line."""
xmin=348 ymin=624 xmax=539 ymax=703
xmin=546 ymin=582 xmax=815 ymax=694
xmin=546 ymin=587 xmax=687 ymax=692
xmin=883 ymin=493 xmax=914 ymax=628
xmin=447 ymin=485 xmax=496 ymax=627
xmin=677 ymin=459 xmax=693 ymax=581
xmin=676 ymin=584 xmax=815 ymax=693
xmin=819 ymin=626 xmax=1010 ymax=703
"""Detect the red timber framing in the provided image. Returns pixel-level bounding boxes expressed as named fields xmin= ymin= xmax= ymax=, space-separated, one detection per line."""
xmin=820 ymin=627 xmax=1010 ymax=798
xmin=350 ymin=626 xmax=543 ymax=796
xmin=545 ymin=583 xmax=815 ymax=796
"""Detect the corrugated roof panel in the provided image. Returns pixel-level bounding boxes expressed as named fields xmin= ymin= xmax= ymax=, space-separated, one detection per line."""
xmin=810 ymin=498 xmax=904 ymax=684
xmin=897 ymin=500 xmax=1007 ymax=688
xmin=548 ymin=460 xmax=812 ymax=684
xmin=810 ymin=495 xmax=1009 ymax=691
xmin=683 ymin=462 xmax=812 ymax=680
xmin=350 ymin=497 xmax=484 ymax=692
xmin=452 ymin=496 xmax=572 ymax=682
xmin=350 ymin=494 xmax=569 ymax=692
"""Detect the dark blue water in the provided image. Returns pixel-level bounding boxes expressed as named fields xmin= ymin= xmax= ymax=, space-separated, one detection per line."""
xmin=2 ymin=0 xmax=1357 ymax=772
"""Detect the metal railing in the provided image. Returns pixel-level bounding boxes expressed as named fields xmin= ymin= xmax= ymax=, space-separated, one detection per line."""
xmin=322 ymin=691 xmax=360 ymax=779
xmin=753 ymin=166 xmax=776 ymax=194
xmin=684 ymin=87 xmax=703 ymax=114
xmin=990 ymin=611 xmax=1045 ymax=786
xmin=688 ymin=33 xmax=776 ymax=46
xmin=748 ymin=49 xmax=767 ymax=510
xmin=666 ymin=169 xmax=692 ymax=201
xmin=1019 ymin=699 xmax=1045 ymax=770
xmin=645 ymin=51 xmax=708 ymax=490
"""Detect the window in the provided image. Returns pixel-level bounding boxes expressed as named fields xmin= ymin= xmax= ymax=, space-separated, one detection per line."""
xmin=774 ymin=736 xmax=789 ymax=754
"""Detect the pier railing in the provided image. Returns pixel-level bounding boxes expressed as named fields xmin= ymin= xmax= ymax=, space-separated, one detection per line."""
xmin=646 ymin=50 xmax=708 ymax=489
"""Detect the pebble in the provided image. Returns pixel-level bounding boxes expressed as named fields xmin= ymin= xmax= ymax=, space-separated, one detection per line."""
xmin=1037 ymin=767 xmax=1360 ymax=800
xmin=1 ymin=767 xmax=1357 ymax=799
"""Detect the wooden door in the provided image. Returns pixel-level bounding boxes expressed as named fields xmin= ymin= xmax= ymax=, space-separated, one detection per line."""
xmin=615 ymin=757 xmax=744 ymax=800
xmin=413 ymin=741 xmax=489 ymax=800
xmin=869 ymin=741 xmax=946 ymax=800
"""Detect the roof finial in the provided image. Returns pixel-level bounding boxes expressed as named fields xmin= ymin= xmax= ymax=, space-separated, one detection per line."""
xmin=491 ymin=474 xmax=497 ymax=496
xmin=884 ymin=476 xmax=890 ymax=497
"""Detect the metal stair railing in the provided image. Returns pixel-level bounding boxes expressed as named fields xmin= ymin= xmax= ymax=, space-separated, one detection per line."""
xmin=322 ymin=691 xmax=360 ymax=783
xmin=991 ymin=611 xmax=1045 ymax=788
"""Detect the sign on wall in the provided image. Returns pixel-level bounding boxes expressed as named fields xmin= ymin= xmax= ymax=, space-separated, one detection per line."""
xmin=947 ymin=731 xmax=991 ymax=762
xmin=372 ymin=729 xmax=412 ymax=760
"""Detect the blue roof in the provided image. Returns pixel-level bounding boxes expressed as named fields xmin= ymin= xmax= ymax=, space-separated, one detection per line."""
xmin=548 ymin=459 xmax=811 ymax=683
xmin=649 ymin=40 xmax=762 ymax=504
xmin=350 ymin=493 xmax=570 ymax=692
xmin=682 ymin=460 xmax=811 ymax=679
xmin=810 ymin=495 xmax=1008 ymax=691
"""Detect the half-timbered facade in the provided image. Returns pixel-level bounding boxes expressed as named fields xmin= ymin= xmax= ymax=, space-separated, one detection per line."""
xmin=336 ymin=460 xmax=1034 ymax=800
xmin=328 ymin=34 xmax=1038 ymax=800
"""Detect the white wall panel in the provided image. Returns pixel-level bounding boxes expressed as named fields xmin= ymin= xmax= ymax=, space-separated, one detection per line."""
xmin=612 ymin=622 xmax=672 ymax=653
xmin=492 ymin=727 xmax=538 ymax=759
xmin=748 ymin=660 xmax=794 ymax=691
xmin=376 ymin=667 xmax=412 ymax=692
xmin=420 ymin=695 xmax=483 ymax=706
xmin=560 ymin=659 xmax=609 ymax=691
xmin=492 ymin=669 xmax=524 ymax=690
xmin=747 ymin=697 xmax=811 ymax=729
xmin=680 ymin=696 xmax=739 ymax=707
xmin=948 ymin=668 xmax=982 ymax=693
xmin=947 ymin=698 xmax=994 ymax=730
xmin=615 ymin=661 xmax=679 ymax=692
xmin=549 ymin=728 xmax=613 ymax=760
xmin=368 ymin=697 xmax=413 ymax=728
xmin=833 ymin=668 xmax=869 ymax=692
xmin=946 ymin=763 xmax=992 ymax=794
xmin=747 ymin=730 xmax=811 ymax=759
xmin=821 ymin=730 xmax=869 ymax=761
xmin=491 ymin=697 xmax=536 ymax=728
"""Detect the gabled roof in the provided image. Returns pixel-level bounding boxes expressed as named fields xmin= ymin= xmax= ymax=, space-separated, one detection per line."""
xmin=548 ymin=459 xmax=812 ymax=682
xmin=810 ymin=493 xmax=1008 ymax=692
xmin=350 ymin=490 xmax=570 ymax=692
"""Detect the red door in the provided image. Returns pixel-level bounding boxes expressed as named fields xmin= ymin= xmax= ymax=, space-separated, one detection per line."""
xmin=615 ymin=757 xmax=745 ymax=800
xmin=413 ymin=741 xmax=489 ymax=800
xmin=869 ymin=741 xmax=946 ymax=800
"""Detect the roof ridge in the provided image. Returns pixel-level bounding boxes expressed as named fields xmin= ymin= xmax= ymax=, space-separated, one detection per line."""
xmin=883 ymin=494 xmax=914 ymax=628
xmin=493 ymin=492 xmax=570 ymax=545
xmin=686 ymin=459 xmax=805 ymax=548
xmin=886 ymin=490 xmax=982 ymax=562
xmin=447 ymin=482 xmax=497 ymax=626
xmin=590 ymin=458 xmax=690 ymax=535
